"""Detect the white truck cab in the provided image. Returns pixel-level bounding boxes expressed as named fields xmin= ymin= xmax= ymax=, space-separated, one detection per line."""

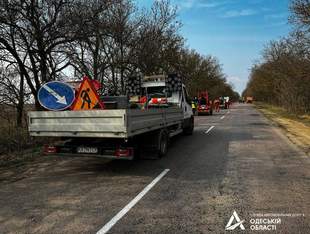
xmin=141 ymin=75 xmax=193 ymax=122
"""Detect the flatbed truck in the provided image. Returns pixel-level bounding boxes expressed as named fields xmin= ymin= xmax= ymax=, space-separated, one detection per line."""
xmin=28 ymin=75 xmax=194 ymax=160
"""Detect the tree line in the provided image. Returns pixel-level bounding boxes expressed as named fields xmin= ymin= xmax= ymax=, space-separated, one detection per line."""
xmin=243 ymin=0 xmax=310 ymax=114
xmin=0 ymin=0 xmax=237 ymax=127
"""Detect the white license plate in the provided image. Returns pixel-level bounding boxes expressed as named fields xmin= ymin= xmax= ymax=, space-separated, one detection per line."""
xmin=77 ymin=147 xmax=98 ymax=154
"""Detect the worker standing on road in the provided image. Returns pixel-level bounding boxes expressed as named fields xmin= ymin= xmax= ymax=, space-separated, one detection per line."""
xmin=228 ymin=99 xmax=232 ymax=109
xmin=214 ymin=98 xmax=220 ymax=112
xmin=192 ymin=101 xmax=197 ymax=115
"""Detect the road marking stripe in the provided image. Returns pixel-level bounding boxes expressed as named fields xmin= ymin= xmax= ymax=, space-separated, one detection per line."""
xmin=96 ymin=169 xmax=170 ymax=234
xmin=205 ymin=126 xmax=215 ymax=134
xmin=220 ymin=116 xmax=225 ymax=120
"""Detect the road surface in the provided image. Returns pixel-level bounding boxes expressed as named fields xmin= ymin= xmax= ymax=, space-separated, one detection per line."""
xmin=0 ymin=104 xmax=309 ymax=233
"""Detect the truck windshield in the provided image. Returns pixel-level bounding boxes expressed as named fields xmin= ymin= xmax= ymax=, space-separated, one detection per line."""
xmin=199 ymin=97 xmax=207 ymax=105
xmin=143 ymin=86 xmax=171 ymax=97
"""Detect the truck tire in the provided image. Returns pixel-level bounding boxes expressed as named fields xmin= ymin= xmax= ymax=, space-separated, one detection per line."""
xmin=157 ymin=129 xmax=169 ymax=158
xmin=133 ymin=145 xmax=141 ymax=160
xmin=183 ymin=117 xmax=194 ymax=135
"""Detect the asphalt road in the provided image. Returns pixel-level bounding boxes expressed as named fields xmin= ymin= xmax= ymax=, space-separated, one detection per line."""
xmin=0 ymin=104 xmax=309 ymax=233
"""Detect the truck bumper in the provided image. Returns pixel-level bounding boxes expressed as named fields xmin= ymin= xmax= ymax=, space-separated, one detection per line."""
xmin=44 ymin=144 xmax=135 ymax=160
xmin=198 ymin=109 xmax=211 ymax=114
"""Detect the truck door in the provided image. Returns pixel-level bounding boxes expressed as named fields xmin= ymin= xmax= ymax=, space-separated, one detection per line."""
xmin=182 ymin=86 xmax=193 ymax=119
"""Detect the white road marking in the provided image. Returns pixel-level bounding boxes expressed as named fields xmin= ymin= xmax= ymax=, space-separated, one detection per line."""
xmin=220 ymin=116 xmax=225 ymax=120
xmin=227 ymin=111 xmax=230 ymax=114
xmin=198 ymin=123 xmax=219 ymax=126
xmin=205 ymin=126 xmax=215 ymax=134
xmin=96 ymin=169 xmax=170 ymax=234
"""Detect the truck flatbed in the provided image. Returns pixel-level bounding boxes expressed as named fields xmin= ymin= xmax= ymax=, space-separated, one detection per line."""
xmin=28 ymin=108 xmax=183 ymax=139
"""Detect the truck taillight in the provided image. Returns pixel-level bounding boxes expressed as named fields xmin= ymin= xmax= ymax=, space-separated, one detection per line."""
xmin=115 ymin=148 xmax=133 ymax=157
xmin=44 ymin=145 xmax=58 ymax=154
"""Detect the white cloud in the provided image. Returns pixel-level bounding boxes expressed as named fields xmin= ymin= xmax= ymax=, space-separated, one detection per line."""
xmin=177 ymin=0 xmax=232 ymax=10
xmin=227 ymin=76 xmax=247 ymax=93
xmin=264 ymin=13 xmax=288 ymax=20
xmin=197 ymin=1 xmax=232 ymax=8
xmin=178 ymin=0 xmax=196 ymax=9
xmin=227 ymin=76 xmax=242 ymax=83
xmin=221 ymin=9 xmax=257 ymax=18
xmin=197 ymin=2 xmax=219 ymax=8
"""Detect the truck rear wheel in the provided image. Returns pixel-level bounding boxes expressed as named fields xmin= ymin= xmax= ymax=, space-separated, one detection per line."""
xmin=157 ymin=129 xmax=169 ymax=158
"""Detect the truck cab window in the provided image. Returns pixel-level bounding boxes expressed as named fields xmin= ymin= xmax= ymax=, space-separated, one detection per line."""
xmin=142 ymin=86 xmax=172 ymax=98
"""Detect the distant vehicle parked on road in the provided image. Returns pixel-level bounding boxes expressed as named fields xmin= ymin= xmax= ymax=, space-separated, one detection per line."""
xmin=246 ymin=96 xmax=253 ymax=103
xmin=224 ymin=96 xmax=230 ymax=109
xmin=197 ymin=91 xmax=213 ymax=115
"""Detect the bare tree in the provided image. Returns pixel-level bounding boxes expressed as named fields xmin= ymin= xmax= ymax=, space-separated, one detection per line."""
xmin=244 ymin=37 xmax=310 ymax=113
xmin=0 ymin=0 xmax=80 ymax=108
xmin=66 ymin=0 xmax=184 ymax=95
xmin=0 ymin=61 xmax=31 ymax=126
xmin=290 ymin=0 xmax=310 ymax=29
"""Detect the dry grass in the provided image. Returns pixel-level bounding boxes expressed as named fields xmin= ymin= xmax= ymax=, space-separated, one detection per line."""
xmin=0 ymin=124 xmax=37 ymax=166
xmin=0 ymin=107 xmax=44 ymax=167
xmin=255 ymin=102 xmax=310 ymax=156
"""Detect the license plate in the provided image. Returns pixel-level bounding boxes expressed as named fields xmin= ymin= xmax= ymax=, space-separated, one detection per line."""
xmin=77 ymin=147 xmax=98 ymax=154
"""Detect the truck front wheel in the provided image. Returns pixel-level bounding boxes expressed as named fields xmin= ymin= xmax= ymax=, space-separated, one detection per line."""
xmin=183 ymin=117 xmax=194 ymax=135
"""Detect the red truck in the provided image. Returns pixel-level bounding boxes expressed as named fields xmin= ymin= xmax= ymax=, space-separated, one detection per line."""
xmin=246 ymin=96 xmax=253 ymax=103
xmin=197 ymin=91 xmax=213 ymax=115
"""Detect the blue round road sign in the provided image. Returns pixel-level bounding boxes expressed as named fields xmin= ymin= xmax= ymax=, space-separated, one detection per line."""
xmin=38 ymin=81 xmax=75 ymax=111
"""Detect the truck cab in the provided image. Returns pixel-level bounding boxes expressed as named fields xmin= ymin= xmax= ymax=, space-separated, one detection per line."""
xmin=141 ymin=75 xmax=193 ymax=121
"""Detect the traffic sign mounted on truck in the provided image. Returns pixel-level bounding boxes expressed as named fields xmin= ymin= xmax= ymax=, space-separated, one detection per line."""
xmin=71 ymin=76 xmax=104 ymax=111
xmin=38 ymin=81 xmax=75 ymax=111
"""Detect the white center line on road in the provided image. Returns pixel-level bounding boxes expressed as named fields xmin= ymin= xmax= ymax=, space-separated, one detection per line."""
xmin=220 ymin=116 xmax=225 ymax=120
xmin=198 ymin=123 xmax=219 ymax=126
xmin=205 ymin=125 xmax=215 ymax=134
xmin=96 ymin=169 xmax=170 ymax=234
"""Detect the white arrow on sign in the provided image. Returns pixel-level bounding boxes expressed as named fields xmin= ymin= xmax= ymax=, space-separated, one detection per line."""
xmin=43 ymin=85 xmax=67 ymax=105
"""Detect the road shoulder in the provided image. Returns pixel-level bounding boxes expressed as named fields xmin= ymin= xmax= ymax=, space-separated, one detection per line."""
xmin=254 ymin=102 xmax=310 ymax=156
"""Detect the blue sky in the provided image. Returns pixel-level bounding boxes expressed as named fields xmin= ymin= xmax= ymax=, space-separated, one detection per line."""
xmin=136 ymin=0 xmax=291 ymax=94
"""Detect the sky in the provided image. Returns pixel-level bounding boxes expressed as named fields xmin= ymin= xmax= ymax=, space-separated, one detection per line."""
xmin=135 ymin=0 xmax=291 ymax=94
